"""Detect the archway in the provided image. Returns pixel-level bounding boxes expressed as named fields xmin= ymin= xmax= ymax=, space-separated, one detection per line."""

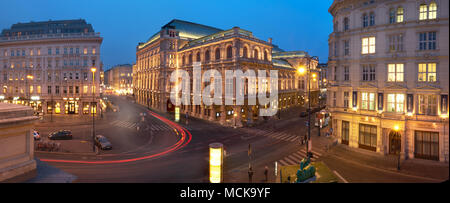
xmin=389 ymin=130 xmax=401 ymax=155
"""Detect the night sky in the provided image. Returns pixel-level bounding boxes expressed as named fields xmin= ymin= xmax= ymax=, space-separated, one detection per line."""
xmin=0 ymin=0 xmax=333 ymax=70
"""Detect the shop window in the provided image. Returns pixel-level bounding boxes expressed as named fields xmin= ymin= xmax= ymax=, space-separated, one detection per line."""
xmin=359 ymin=124 xmax=377 ymax=151
xmin=415 ymin=131 xmax=439 ymax=160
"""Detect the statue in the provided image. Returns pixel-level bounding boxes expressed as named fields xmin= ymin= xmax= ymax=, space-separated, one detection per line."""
xmin=296 ymin=156 xmax=316 ymax=183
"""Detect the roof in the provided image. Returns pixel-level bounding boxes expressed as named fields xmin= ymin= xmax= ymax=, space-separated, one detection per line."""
xmin=272 ymin=58 xmax=295 ymax=70
xmin=162 ymin=19 xmax=223 ymax=40
xmin=139 ymin=19 xmax=223 ymax=49
xmin=1 ymin=19 xmax=94 ymax=37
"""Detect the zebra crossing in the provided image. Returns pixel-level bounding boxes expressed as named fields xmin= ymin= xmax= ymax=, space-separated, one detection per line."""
xmin=241 ymin=128 xmax=301 ymax=143
xmin=111 ymin=120 xmax=137 ymax=129
xmin=277 ymin=149 xmax=323 ymax=166
xmin=111 ymin=120 xmax=174 ymax=131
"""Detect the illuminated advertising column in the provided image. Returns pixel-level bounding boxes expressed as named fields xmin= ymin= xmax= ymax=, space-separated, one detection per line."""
xmin=175 ymin=107 xmax=180 ymax=122
xmin=209 ymin=143 xmax=224 ymax=183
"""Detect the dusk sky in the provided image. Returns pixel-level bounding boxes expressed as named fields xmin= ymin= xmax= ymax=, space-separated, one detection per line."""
xmin=0 ymin=0 xmax=334 ymax=70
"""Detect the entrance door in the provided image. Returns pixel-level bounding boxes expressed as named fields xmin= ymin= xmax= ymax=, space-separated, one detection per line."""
xmin=389 ymin=130 xmax=401 ymax=155
xmin=68 ymin=101 xmax=76 ymax=114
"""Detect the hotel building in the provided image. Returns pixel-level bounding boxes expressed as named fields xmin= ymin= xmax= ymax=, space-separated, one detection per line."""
xmin=0 ymin=19 xmax=103 ymax=116
xmin=328 ymin=0 xmax=449 ymax=162
xmin=104 ymin=64 xmax=133 ymax=95
xmin=133 ymin=19 xmax=319 ymax=126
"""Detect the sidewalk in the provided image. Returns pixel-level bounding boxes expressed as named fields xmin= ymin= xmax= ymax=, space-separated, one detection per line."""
xmin=327 ymin=143 xmax=449 ymax=182
xmin=26 ymin=159 xmax=77 ymax=183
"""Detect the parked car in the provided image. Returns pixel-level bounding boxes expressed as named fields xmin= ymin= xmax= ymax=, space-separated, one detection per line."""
xmin=48 ymin=130 xmax=73 ymax=140
xmin=95 ymin=135 xmax=112 ymax=150
xmin=33 ymin=130 xmax=41 ymax=140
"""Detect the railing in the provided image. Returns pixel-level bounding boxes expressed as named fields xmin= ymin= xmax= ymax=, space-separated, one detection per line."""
xmin=0 ymin=32 xmax=101 ymax=42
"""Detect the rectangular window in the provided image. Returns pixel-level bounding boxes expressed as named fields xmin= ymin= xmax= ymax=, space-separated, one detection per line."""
xmin=359 ymin=124 xmax=377 ymax=151
xmin=361 ymin=92 xmax=376 ymax=111
xmin=418 ymin=95 xmax=437 ymax=115
xmin=344 ymin=40 xmax=350 ymax=56
xmin=344 ymin=92 xmax=349 ymax=108
xmin=428 ymin=3 xmax=437 ymax=20
xmin=369 ymin=13 xmax=375 ymax=26
xmin=342 ymin=121 xmax=350 ymax=145
xmin=415 ymin=131 xmax=439 ymax=160
xmin=362 ymin=64 xmax=376 ymax=81
xmin=389 ymin=34 xmax=403 ymax=52
xmin=418 ymin=63 xmax=437 ymax=82
xmin=363 ymin=14 xmax=368 ymax=27
xmin=362 ymin=37 xmax=375 ymax=54
xmin=387 ymin=94 xmax=405 ymax=113
xmin=55 ymin=86 xmax=60 ymax=94
xmin=388 ymin=64 xmax=404 ymax=82
xmin=83 ymin=86 xmax=88 ymax=94
xmin=419 ymin=32 xmax=437 ymax=50
xmin=333 ymin=91 xmax=336 ymax=107
xmin=389 ymin=8 xmax=396 ymax=24
xmin=344 ymin=66 xmax=349 ymax=81
xmin=37 ymin=86 xmax=41 ymax=94
xmin=56 ymin=48 xmax=59 ymax=55
xmin=48 ymin=86 xmax=52 ymax=94
xmin=48 ymin=48 xmax=52 ymax=55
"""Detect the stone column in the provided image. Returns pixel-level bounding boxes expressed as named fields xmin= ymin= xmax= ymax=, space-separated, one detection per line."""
xmin=235 ymin=106 xmax=242 ymax=127
xmin=200 ymin=104 xmax=205 ymax=119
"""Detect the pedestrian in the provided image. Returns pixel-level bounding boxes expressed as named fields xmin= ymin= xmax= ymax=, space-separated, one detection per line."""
xmin=264 ymin=166 xmax=269 ymax=182
xmin=248 ymin=166 xmax=254 ymax=183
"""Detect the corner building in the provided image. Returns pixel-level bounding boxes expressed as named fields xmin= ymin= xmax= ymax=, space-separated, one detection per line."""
xmin=134 ymin=20 xmax=319 ymax=126
xmin=328 ymin=0 xmax=449 ymax=162
xmin=0 ymin=19 xmax=103 ymax=116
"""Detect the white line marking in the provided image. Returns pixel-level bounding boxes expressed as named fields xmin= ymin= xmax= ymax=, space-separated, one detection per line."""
xmin=284 ymin=156 xmax=297 ymax=165
xmin=333 ymin=170 xmax=348 ymax=183
xmin=279 ymin=159 xmax=290 ymax=166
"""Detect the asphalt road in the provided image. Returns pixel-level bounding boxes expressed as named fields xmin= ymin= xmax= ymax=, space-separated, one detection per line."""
xmin=35 ymin=96 xmax=446 ymax=183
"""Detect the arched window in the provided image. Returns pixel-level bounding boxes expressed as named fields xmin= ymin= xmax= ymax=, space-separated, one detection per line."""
xmin=344 ymin=17 xmax=349 ymax=31
xmin=188 ymin=53 xmax=192 ymax=64
xmin=396 ymin=7 xmax=404 ymax=23
xmin=215 ymin=48 xmax=220 ymax=60
xmin=243 ymin=46 xmax=248 ymax=58
xmin=226 ymin=46 xmax=233 ymax=59
xmin=389 ymin=8 xmax=396 ymax=24
xmin=205 ymin=50 xmax=210 ymax=62
xmin=196 ymin=52 xmax=200 ymax=62
xmin=264 ymin=51 xmax=268 ymax=61
xmin=429 ymin=2 xmax=437 ymax=19
xmin=369 ymin=12 xmax=375 ymax=26
xmin=254 ymin=49 xmax=259 ymax=59
xmin=362 ymin=13 xmax=368 ymax=27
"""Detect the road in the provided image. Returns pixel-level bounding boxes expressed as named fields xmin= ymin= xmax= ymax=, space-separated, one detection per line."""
xmin=34 ymin=96 xmax=447 ymax=183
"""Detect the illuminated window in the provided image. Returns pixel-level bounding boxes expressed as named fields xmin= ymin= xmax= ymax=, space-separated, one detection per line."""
xmin=37 ymin=86 xmax=41 ymax=94
xmin=83 ymin=86 xmax=88 ymax=94
xmin=92 ymin=48 xmax=96 ymax=55
xmin=429 ymin=2 xmax=437 ymax=19
xmin=387 ymin=94 xmax=405 ymax=113
xmin=397 ymin=7 xmax=404 ymax=22
xmin=418 ymin=63 xmax=437 ymax=82
xmin=362 ymin=37 xmax=376 ymax=54
xmin=30 ymin=86 xmax=33 ymax=94
xmin=84 ymin=48 xmax=87 ymax=54
xmin=388 ymin=64 xmax=404 ymax=82
xmin=361 ymin=92 xmax=376 ymax=110
xmin=419 ymin=4 xmax=428 ymax=20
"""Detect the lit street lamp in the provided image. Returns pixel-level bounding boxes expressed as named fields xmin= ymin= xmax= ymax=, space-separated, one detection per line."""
xmin=91 ymin=67 xmax=97 ymax=153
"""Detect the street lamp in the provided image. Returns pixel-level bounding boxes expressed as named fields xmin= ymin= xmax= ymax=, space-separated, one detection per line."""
xmin=26 ymin=75 xmax=33 ymax=107
xmin=297 ymin=59 xmax=313 ymax=158
xmin=91 ymin=67 xmax=97 ymax=153
xmin=393 ymin=125 xmax=401 ymax=170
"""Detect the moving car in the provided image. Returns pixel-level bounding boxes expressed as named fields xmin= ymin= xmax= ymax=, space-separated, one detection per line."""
xmin=33 ymin=130 xmax=41 ymax=140
xmin=48 ymin=130 xmax=73 ymax=140
xmin=95 ymin=135 xmax=112 ymax=150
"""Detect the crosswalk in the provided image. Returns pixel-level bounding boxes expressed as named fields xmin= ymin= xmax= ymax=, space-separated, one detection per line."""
xmin=277 ymin=149 xmax=323 ymax=166
xmin=241 ymin=128 xmax=302 ymax=143
xmin=111 ymin=120 xmax=174 ymax=131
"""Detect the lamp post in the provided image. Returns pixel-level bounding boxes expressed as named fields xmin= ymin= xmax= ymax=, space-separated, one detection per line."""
xmin=26 ymin=75 xmax=33 ymax=107
xmin=393 ymin=125 xmax=401 ymax=170
xmin=91 ymin=67 xmax=97 ymax=153
xmin=297 ymin=57 xmax=313 ymax=158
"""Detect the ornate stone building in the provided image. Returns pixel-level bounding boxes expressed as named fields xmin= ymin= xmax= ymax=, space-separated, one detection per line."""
xmin=104 ymin=64 xmax=133 ymax=95
xmin=134 ymin=19 xmax=319 ymax=126
xmin=0 ymin=19 xmax=103 ymax=116
xmin=328 ymin=0 xmax=449 ymax=162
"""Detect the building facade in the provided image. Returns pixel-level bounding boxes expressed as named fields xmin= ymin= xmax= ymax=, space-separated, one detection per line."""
xmin=328 ymin=0 xmax=449 ymax=162
xmin=134 ymin=19 xmax=319 ymax=126
xmin=0 ymin=19 xmax=103 ymax=116
xmin=104 ymin=64 xmax=133 ymax=95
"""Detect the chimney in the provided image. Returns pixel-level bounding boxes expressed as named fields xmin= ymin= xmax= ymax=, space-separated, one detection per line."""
xmin=268 ymin=37 xmax=272 ymax=44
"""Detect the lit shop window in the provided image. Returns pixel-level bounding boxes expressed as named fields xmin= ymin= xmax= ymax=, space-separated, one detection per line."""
xmin=387 ymin=94 xmax=405 ymax=113
xmin=388 ymin=64 xmax=404 ymax=82
xmin=362 ymin=37 xmax=375 ymax=54
xmin=397 ymin=7 xmax=404 ymax=23
xmin=418 ymin=63 xmax=436 ymax=82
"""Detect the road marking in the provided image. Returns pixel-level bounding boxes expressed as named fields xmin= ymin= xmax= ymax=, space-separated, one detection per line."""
xmin=290 ymin=153 xmax=304 ymax=160
xmin=279 ymin=159 xmax=289 ymax=166
xmin=333 ymin=170 xmax=348 ymax=183
xmin=283 ymin=157 xmax=297 ymax=165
